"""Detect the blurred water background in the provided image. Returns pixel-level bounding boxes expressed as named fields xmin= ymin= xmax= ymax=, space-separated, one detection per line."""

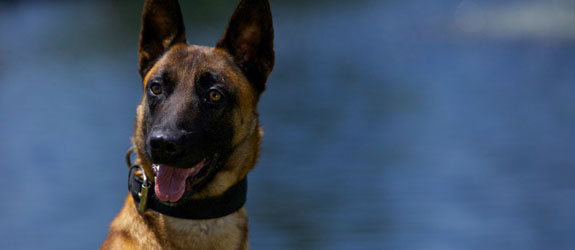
xmin=1 ymin=0 xmax=574 ymax=249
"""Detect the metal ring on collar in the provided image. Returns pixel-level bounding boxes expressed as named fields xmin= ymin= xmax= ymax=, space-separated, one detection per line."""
xmin=125 ymin=147 xmax=136 ymax=168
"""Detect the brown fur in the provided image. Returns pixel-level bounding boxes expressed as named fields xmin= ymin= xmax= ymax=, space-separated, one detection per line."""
xmin=101 ymin=0 xmax=273 ymax=249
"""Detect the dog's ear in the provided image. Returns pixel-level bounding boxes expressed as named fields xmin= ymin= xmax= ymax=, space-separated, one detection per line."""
xmin=216 ymin=0 xmax=275 ymax=91
xmin=139 ymin=0 xmax=187 ymax=78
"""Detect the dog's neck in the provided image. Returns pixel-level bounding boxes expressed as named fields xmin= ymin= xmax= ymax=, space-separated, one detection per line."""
xmin=114 ymin=195 xmax=249 ymax=250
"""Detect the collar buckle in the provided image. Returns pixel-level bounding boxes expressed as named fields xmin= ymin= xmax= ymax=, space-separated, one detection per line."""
xmin=126 ymin=148 xmax=152 ymax=213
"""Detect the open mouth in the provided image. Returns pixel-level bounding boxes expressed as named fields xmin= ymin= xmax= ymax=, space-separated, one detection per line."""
xmin=152 ymin=154 xmax=219 ymax=203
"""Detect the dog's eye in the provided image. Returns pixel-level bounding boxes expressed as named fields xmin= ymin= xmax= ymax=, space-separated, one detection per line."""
xmin=150 ymin=82 xmax=163 ymax=95
xmin=207 ymin=89 xmax=223 ymax=102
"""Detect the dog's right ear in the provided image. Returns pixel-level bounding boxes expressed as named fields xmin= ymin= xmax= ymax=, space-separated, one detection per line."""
xmin=139 ymin=0 xmax=187 ymax=79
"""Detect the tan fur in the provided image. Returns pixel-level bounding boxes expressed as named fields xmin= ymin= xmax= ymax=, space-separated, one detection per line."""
xmin=102 ymin=196 xmax=249 ymax=250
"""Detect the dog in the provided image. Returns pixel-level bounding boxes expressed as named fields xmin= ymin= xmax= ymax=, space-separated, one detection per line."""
xmin=100 ymin=0 xmax=274 ymax=249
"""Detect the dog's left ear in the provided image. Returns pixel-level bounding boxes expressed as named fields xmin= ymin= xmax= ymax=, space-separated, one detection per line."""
xmin=216 ymin=0 xmax=275 ymax=91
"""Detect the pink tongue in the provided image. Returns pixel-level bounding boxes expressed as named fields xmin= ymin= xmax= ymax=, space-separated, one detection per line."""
xmin=154 ymin=165 xmax=189 ymax=202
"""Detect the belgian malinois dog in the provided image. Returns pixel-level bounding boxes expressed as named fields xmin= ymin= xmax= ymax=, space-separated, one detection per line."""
xmin=101 ymin=0 xmax=274 ymax=248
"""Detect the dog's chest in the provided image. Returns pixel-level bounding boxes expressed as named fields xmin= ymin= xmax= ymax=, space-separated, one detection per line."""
xmin=152 ymin=210 xmax=248 ymax=250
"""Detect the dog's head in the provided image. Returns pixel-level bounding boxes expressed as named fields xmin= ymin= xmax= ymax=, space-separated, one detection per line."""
xmin=132 ymin=0 xmax=273 ymax=203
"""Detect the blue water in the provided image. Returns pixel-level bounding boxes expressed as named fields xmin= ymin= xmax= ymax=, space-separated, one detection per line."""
xmin=1 ymin=1 xmax=574 ymax=249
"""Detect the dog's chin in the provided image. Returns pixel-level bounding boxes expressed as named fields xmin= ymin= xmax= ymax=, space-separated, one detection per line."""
xmin=151 ymin=153 xmax=221 ymax=204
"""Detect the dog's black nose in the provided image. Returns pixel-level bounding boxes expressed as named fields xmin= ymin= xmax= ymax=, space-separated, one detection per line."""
xmin=148 ymin=131 xmax=183 ymax=160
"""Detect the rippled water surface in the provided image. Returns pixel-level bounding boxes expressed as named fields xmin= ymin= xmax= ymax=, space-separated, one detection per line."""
xmin=1 ymin=1 xmax=574 ymax=249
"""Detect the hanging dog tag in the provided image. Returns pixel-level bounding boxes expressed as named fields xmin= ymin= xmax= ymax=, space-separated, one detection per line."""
xmin=138 ymin=183 xmax=150 ymax=212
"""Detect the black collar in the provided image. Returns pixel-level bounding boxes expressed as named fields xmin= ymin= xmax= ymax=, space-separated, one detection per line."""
xmin=128 ymin=165 xmax=247 ymax=220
